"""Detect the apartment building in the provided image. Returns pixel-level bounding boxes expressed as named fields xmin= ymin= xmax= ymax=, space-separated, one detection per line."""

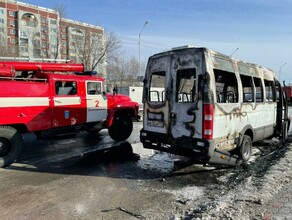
xmin=0 ymin=0 xmax=105 ymax=75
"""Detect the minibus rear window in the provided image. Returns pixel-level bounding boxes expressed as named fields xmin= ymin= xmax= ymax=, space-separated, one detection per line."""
xmin=149 ymin=72 xmax=165 ymax=102
xmin=176 ymin=68 xmax=196 ymax=103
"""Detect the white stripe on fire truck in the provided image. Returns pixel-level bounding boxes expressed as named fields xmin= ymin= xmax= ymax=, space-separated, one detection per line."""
xmin=53 ymin=97 xmax=81 ymax=106
xmin=0 ymin=97 xmax=49 ymax=107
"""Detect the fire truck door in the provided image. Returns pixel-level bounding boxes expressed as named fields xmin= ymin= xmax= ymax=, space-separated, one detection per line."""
xmin=53 ymin=81 xmax=82 ymax=127
xmin=85 ymin=81 xmax=107 ymax=123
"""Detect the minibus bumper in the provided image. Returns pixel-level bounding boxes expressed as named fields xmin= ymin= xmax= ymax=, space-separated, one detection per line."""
xmin=140 ymin=129 xmax=239 ymax=166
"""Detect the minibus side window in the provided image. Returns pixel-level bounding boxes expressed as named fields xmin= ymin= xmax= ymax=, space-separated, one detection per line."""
xmin=264 ymin=80 xmax=275 ymax=102
xmin=253 ymin=77 xmax=263 ymax=102
xmin=214 ymin=69 xmax=238 ymax=103
xmin=176 ymin=68 xmax=196 ymax=103
xmin=240 ymin=75 xmax=254 ymax=102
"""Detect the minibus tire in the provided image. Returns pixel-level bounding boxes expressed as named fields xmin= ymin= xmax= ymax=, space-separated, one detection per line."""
xmin=240 ymin=135 xmax=252 ymax=162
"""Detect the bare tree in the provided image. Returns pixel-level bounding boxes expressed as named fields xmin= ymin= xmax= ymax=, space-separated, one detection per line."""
xmin=48 ymin=3 xmax=67 ymax=60
xmin=38 ymin=3 xmax=67 ymax=60
xmin=107 ymin=53 xmax=145 ymax=87
xmin=0 ymin=43 xmax=18 ymax=57
xmin=74 ymin=31 xmax=121 ymax=72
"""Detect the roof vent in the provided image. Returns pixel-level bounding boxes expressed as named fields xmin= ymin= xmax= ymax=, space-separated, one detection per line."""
xmin=172 ymin=45 xmax=195 ymax=51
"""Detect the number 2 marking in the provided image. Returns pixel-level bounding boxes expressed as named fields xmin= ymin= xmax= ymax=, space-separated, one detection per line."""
xmin=95 ymin=100 xmax=99 ymax=108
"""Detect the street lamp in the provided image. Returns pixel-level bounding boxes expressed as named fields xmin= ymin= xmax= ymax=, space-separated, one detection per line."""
xmin=139 ymin=21 xmax=148 ymax=74
xmin=279 ymin=62 xmax=287 ymax=82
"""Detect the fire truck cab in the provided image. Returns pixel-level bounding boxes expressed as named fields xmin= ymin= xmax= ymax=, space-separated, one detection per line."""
xmin=0 ymin=60 xmax=139 ymax=167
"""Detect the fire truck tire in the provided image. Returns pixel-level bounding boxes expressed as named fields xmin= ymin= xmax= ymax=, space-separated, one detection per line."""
xmin=0 ymin=126 xmax=23 ymax=167
xmin=108 ymin=115 xmax=133 ymax=141
xmin=239 ymin=135 xmax=252 ymax=163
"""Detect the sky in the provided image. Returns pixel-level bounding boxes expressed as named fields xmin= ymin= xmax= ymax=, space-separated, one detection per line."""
xmin=22 ymin=0 xmax=292 ymax=82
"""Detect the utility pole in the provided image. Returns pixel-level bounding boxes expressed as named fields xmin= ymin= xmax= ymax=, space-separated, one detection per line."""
xmin=138 ymin=21 xmax=148 ymax=75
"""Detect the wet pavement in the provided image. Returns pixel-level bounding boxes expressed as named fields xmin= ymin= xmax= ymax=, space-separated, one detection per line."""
xmin=1 ymin=120 xmax=292 ymax=219
xmin=0 ymin=122 xmax=224 ymax=220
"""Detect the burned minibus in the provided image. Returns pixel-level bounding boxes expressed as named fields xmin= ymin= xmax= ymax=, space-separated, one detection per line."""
xmin=140 ymin=46 xmax=289 ymax=166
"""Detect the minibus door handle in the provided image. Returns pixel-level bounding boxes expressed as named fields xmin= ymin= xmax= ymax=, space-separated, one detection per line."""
xmin=170 ymin=112 xmax=177 ymax=120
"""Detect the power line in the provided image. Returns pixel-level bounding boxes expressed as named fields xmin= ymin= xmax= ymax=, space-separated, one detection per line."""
xmin=122 ymin=40 xmax=171 ymax=52
xmin=140 ymin=43 xmax=166 ymax=51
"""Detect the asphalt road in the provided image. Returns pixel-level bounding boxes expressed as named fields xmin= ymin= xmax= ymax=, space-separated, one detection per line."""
xmin=1 ymin=117 xmax=291 ymax=220
xmin=0 ymin=122 xmax=212 ymax=220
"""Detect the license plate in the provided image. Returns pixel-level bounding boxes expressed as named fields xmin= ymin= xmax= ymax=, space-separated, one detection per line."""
xmin=147 ymin=120 xmax=164 ymax=127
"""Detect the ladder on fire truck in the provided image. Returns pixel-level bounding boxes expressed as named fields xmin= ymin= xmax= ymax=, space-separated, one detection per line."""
xmin=0 ymin=57 xmax=84 ymax=79
xmin=0 ymin=57 xmax=72 ymax=63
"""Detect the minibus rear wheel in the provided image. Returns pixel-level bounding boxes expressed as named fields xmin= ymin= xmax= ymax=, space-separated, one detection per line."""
xmin=239 ymin=135 xmax=252 ymax=162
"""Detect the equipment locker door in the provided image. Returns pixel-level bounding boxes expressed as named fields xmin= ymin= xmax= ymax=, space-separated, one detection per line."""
xmin=85 ymin=81 xmax=107 ymax=123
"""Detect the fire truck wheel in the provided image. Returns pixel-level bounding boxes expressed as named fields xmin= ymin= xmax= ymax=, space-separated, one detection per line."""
xmin=239 ymin=135 xmax=252 ymax=163
xmin=108 ymin=115 xmax=133 ymax=141
xmin=0 ymin=126 xmax=23 ymax=167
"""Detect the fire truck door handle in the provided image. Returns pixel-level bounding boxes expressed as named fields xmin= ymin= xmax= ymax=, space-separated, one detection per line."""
xmin=86 ymin=98 xmax=92 ymax=100
xmin=18 ymin=113 xmax=26 ymax=118
xmin=55 ymin=100 xmax=62 ymax=103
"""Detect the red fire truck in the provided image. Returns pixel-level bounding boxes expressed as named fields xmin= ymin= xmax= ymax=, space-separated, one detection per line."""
xmin=0 ymin=60 xmax=139 ymax=167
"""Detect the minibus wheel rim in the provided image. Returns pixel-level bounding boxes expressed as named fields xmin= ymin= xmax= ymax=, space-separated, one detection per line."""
xmin=240 ymin=135 xmax=252 ymax=162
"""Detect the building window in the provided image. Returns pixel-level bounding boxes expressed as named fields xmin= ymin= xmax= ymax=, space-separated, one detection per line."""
xmin=20 ymin=46 xmax=28 ymax=52
xmin=20 ymin=38 xmax=28 ymax=46
xmin=41 ymin=34 xmax=48 ymax=40
xmin=10 ymin=38 xmax=16 ymax=43
xmin=0 ymin=9 xmax=4 ymax=15
xmin=50 ymin=19 xmax=57 ymax=25
xmin=41 ymin=25 xmax=48 ymax=32
xmin=21 ymin=13 xmax=38 ymax=27
xmin=51 ymin=27 xmax=57 ymax=33
xmin=19 ymin=30 xmax=28 ymax=38
xmin=0 ymin=18 xmax=4 ymax=24
xmin=41 ymin=17 xmax=47 ymax=23
xmin=32 ymin=39 xmax=40 ymax=46
xmin=9 ymin=11 xmax=15 ymax=17
xmin=10 ymin=20 xmax=15 ymax=26
xmin=10 ymin=29 xmax=15 ymax=35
